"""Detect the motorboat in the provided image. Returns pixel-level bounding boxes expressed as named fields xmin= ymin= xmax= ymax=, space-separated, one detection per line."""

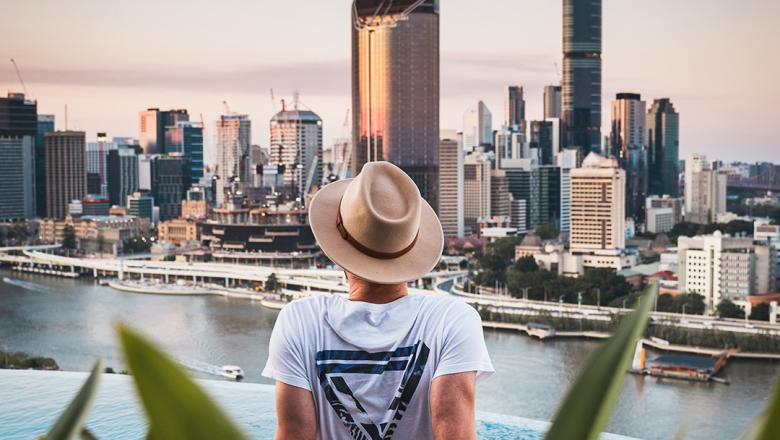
xmin=219 ymin=365 xmax=244 ymax=381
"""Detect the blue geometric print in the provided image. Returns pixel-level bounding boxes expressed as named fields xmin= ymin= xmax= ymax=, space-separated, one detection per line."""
xmin=316 ymin=341 xmax=430 ymax=440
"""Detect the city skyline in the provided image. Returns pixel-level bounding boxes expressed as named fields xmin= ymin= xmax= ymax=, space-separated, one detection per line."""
xmin=1 ymin=0 xmax=778 ymax=163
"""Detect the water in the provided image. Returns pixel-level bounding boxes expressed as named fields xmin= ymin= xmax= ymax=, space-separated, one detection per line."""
xmin=1 ymin=271 xmax=778 ymax=439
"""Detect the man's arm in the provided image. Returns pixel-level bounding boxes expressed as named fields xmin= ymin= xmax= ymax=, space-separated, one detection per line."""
xmin=430 ymin=371 xmax=477 ymax=440
xmin=274 ymin=381 xmax=317 ymax=440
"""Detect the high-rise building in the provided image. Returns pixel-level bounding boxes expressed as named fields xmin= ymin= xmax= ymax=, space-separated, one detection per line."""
xmin=215 ymin=114 xmax=251 ymax=205
xmin=494 ymin=125 xmax=527 ymax=168
xmin=0 ymin=93 xmax=37 ymax=221
xmin=438 ymin=136 xmax=464 ymax=238
xmin=151 ymin=154 xmax=191 ymax=221
xmin=463 ymin=152 xmax=491 ymax=233
xmin=645 ymin=195 xmax=682 ymax=230
xmin=490 ymin=169 xmax=511 ymax=218
xmin=647 ymin=98 xmax=680 ymax=197
xmin=36 ymin=114 xmax=55 ymax=217
xmin=556 ymin=148 xmax=579 ymax=232
xmin=45 ymin=131 xmax=87 ymax=219
xmin=611 ymin=93 xmax=648 ymax=221
xmin=506 ymin=86 xmax=525 ymax=130
xmin=570 ymin=153 xmax=625 ymax=252
xmin=86 ymin=132 xmax=115 ymax=197
xmin=269 ymin=106 xmax=323 ymax=203
xmin=462 ymin=101 xmax=493 ymax=151
xmin=687 ymin=169 xmax=728 ymax=224
xmin=544 ymin=85 xmax=562 ymax=120
xmin=107 ymin=147 xmax=139 ymax=207
xmin=138 ymin=108 xmax=189 ymax=155
xmin=351 ymin=0 xmax=439 ymax=211
xmin=127 ymin=192 xmax=155 ymax=223
xmin=562 ymin=0 xmax=602 ymax=156
xmin=165 ymin=121 xmax=204 ymax=185
xmin=529 ymin=120 xmax=557 ymax=165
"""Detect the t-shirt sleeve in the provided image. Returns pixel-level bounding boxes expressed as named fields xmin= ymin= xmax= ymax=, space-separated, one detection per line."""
xmin=261 ymin=304 xmax=312 ymax=391
xmin=433 ymin=302 xmax=495 ymax=382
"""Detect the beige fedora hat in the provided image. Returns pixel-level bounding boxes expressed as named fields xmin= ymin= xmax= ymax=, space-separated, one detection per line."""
xmin=309 ymin=161 xmax=443 ymax=284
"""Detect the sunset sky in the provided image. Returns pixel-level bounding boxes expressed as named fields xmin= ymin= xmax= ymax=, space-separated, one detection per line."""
xmin=1 ymin=0 xmax=778 ymax=163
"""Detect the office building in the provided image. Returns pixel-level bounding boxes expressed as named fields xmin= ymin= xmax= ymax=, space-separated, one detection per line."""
xmin=138 ymin=108 xmax=189 ymax=155
xmin=491 ymin=169 xmax=511 ymax=218
xmin=494 ymin=125 xmax=527 ymax=168
xmin=351 ymin=0 xmax=439 ymax=211
xmin=678 ymin=232 xmax=776 ymax=311
xmin=685 ymin=153 xmax=727 ymax=224
xmin=510 ymin=199 xmax=528 ymax=233
xmin=215 ymin=114 xmax=251 ymax=205
xmin=529 ymin=120 xmax=557 ymax=165
xmin=544 ymin=85 xmax=562 ymax=120
xmin=463 ymin=101 xmax=493 ymax=151
xmin=158 ymin=218 xmax=198 ymax=245
xmin=645 ymin=195 xmax=682 ymax=232
xmin=107 ymin=147 xmax=139 ymax=207
xmin=165 ymin=121 xmax=204 ymax=185
xmin=151 ymin=154 xmax=191 ymax=221
xmin=556 ymin=149 xmax=579 ymax=232
xmin=570 ymin=153 xmax=625 ymax=252
xmin=438 ymin=136 xmax=464 ymax=238
xmin=647 ymin=98 xmax=680 ymax=197
xmin=45 ymin=131 xmax=86 ymax=219
xmin=36 ymin=114 xmax=55 ymax=217
xmin=463 ymin=153 xmax=491 ymax=233
xmin=506 ymin=86 xmax=526 ymax=130
xmin=138 ymin=154 xmax=155 ymax=191
xmin=85 ymin=133 xmax=115 ymax=197
xmin=611 ymin=93 xmax=648 ymax=221
xmin=269 ymin=106 xmax=323 ymax=203
xmin=562 ymin=0 xmax=602 ymax=156
xmin=127 ymin=192 xmax=154 ymax=222
xmin=0 ymin=92 xmax=37 ymax=220
xmin=755 ymin=223 xmax=780 ymax=288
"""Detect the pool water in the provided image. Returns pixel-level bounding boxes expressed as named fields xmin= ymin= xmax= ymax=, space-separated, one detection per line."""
xmin=0 ymin=370 xmax=635 ymax=439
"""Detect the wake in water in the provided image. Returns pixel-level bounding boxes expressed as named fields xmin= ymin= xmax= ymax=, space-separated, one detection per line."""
xmin=176 ymin=357 xmax=243 ymax=381
xmin=2 ymin=277 xmax=51 ymax=293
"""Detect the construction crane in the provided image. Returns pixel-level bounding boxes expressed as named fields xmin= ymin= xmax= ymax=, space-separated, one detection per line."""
xmin=222 ymin=100 xmax=232 ymax=115
xmin=270 ymin=88 xmax=277 ymax=113
xmin=9 ymin=58 xmax=29 ymax=97
xmin=337 ymin=109 xmax=352 ymax=180
xmin=352 ymin=0 xmax=428 ymax=30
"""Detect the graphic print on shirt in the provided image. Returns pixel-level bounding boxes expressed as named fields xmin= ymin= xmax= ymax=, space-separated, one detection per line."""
xmin=316 ymin=341 xmax=430 ymax=440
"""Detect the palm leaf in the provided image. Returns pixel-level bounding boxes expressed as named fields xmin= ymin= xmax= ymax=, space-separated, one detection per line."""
xmin=117 ymin=324 xmax=248 ymax=440
xmin=740 ymin=369 xmax=780 ymax=439
xmin=45 ymin=358 xmax=103 ymax=440
xmin=544 ymin=281 xmax=658 ymax=440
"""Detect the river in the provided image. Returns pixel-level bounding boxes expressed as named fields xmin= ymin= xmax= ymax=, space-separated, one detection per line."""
xmin=0 ymin=270 xmax=777 ymax=439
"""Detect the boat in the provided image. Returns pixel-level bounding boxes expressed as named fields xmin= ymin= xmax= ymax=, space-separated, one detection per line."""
xmin=219 ymin=365 xmax=244 ymax=381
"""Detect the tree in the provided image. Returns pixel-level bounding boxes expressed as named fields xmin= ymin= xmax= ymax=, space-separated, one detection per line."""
xmin=265 ymin=273 xmax=279 ymax=293
xmin=673 ymin=293 xmax=706 ymax=315
xmin=534 ymin=224 xmax=559 ymax=240
xmin=487 ymin=236 xmax=524 ymax=262
xmin=513 ymin=255 xmax=539 ymax=273
xmin=62 ymin=225 xmax=77 ymax=251
xmin=750 ymin=303 xmax=771 ymax=322
xmin=716 ymin=299 xmax=745 ymax=319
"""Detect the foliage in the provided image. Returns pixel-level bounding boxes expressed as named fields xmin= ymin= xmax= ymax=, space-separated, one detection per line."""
xmin=62 ymin=225 xmax=77 ymax=250
xmin=513 ymin=255 xmax=539 ymax=273
xmin=265 ymin=273 xmax=279 ymax=293
xmin=534 ymin=224 xmax=559 ymax=240
xmin=667 ymin=220 xmax=756 ymax=244
xmin=751 ymin=303 xmax=771 ymax=322
xmin=505 ymin=269 xmax=556 ymax=299
xmin=0 ymin=351 xmax=59 ymax=370
xmin=717 ymin=299 xmax=745 ymax=319
xmin=655 ymin=293 xmax=706 ymax=315
xmin=43 ymin=358 xmax=103 ymax=440
xmin=472 ymin=236 xmax=526 ymax=286
xmin=122 ymin=236 xmax=151 ymax=255
xmin=544 ymin=282 xmax=658 ymax=440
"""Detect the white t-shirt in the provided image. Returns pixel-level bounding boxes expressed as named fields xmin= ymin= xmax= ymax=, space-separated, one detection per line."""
xmin=262 ymin=294 xmax=494 ymax=440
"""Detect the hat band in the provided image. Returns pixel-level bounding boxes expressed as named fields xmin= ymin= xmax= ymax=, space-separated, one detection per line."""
xmin=336 ymin=201 xmax=419 ymax=260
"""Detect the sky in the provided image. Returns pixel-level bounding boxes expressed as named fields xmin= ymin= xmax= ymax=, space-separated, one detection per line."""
xmin=1 ymin=0 xmax=778 ymax=164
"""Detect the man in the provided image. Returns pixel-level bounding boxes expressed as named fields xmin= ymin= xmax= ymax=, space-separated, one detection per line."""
xmin=263 ymin=162 xmax=493 ymax=439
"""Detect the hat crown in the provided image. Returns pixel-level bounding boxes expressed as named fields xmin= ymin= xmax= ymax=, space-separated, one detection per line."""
xmin=339 ymin=162 xmax=422 ymax=254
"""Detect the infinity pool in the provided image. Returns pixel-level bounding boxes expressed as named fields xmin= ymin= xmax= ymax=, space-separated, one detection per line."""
xmin=0 ymin=370 xmax=635 ymax=439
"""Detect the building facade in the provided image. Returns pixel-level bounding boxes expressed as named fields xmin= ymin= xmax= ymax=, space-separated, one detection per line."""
xmin=138 ymin=108 xmax=189 ymax=155
xmin=158 ymin=218 xmax=198 ymax=245
xmin=151 ymin=154 xmax=191 ymax=221
xmin=215 ymin=114 xmax=251 ymax=205
xmin=462 ymin=101 xmax=493 ymax=151
xmin=506 ymin=85 xmax=526 ymax=130
xmin=647 ymin=98 xmax=680 ymax=197
xmin=127 ymin=192 xmax=154 ymax=223
xmin=0 ymin=92 xmax=37 ymax=220
xmin=569 ymin=153 xmax=625 ymax=252
xmin=610 ymin=93 xmax=648 ymax=221
xmin=36 ymin=114 xmax=55 ymax=217
xmin=544 ymin=84 xmax=562 ymax=120
xmin=686 ymin=157 xmax=727 ymax=225
xmin=45 ymin=131 xmax=87 ymax=219
xmin=269 ymin=108 xmax=323 ymax=203
xmin=562 ymin=0 xmax=602 ymax=156
xmin=165 ymin=121 xmax=204 ymax=185
xmin=438 ymin=137 xmax=464 ymax=238
xmin=463 ymin=152 xmax=491 ymax=233
xmin=351 ymin=0 xmax=440 ymax=211
xmin=107 ymin=147 xmax=139 ymax=207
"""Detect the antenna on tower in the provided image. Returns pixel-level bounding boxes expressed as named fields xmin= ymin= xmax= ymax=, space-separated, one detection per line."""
xmin=64 ymin=104 xmax=69 ymax=130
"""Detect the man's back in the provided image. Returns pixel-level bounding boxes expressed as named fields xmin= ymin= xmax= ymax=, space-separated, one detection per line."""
xmin=263 ymin=294 xmax=493 ymax=440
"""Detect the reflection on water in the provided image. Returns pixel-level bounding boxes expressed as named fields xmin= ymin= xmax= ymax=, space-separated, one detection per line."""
xmin=0 ymin=270 xmax=778 ymax=440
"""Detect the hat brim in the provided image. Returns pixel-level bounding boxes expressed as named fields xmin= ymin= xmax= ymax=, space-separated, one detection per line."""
xmin=309 ymin=179 xmax=444 ymax=284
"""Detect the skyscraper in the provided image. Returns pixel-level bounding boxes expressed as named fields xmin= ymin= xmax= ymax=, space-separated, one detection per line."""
xmin=351 ymin=0 xmax=439 ymax=211
xmin=215 ymin=114 xmax=251 ymax=205
xmin=438 ymin=135 xmax=463 ymax=238
xmin=506 ymin=86 xmax=525 ymax=130
xmin=647 ymin=98 xmax=680 ymax=197
xmin=562 ymin=0 xmax=602 ymax=156
xmin=462 ymin=101 xmax=492 ymax=151
xmin=151 ymin=154 xmax=191 ymax=221
xmin=45 ymin=131 xmax=87 ymax=219
xmin=36 ymin=114 xmax=55 ymax=217
xmin=0 ymin=93 xmax=37 ymax=221
xmin=684 ymin=153 xmax=727 ymax=224
xmin=107 ymin=147 xmax=139 ymax=207
xmin=611 ymin=93 xmax=648 ymax=221
xmin=543 ymin=85 xmax=562 ymax=120
xmin=463 ymin=152 xmax=491 ymax=234
xmin=529 ymin=120 xmax=557 ymax=165
xmin=165 ymin=121 xmax=204 ymax=185
xmin=269 ymin=106 xmax=323 ymax=203
xmin=86 ymin=132 xmax=114 ymax=197
xmin=570 ymin=153 xmax=625 ymax=252
xmin=138 ymin=108 xmax=189 ymax=155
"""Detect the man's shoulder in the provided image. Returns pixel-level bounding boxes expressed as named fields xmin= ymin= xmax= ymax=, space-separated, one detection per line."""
xmin=415 ymin=294 xmax=478 ymax=318
xmin=283 ymin=294 xmax=333 ymax=315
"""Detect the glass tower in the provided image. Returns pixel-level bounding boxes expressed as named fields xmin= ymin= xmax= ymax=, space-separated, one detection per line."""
xmin=562 ymin=0 xmax=602 ymax=157
xmin=647 ymin=98 xmax=680 ymax=197
xmin=351 ymin=0 xmax=440 ymax=211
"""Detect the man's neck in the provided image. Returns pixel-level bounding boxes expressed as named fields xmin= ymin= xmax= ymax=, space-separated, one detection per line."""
xmin=346 ymin=273 xmax=408 ymax=304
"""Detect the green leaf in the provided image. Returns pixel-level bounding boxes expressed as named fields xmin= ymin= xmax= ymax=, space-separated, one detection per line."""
xmin=46 ymin=357 xmax=103 ymax=440
xmin=117 ymin=324 xmax=249 ymax=440
xmin=544 ymin=281 xmax=658 ymax=440
xmin=79 ymin=428 xmax=99 ymax=440
xmin=740 ymin=369 xmax=780 ymax=439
